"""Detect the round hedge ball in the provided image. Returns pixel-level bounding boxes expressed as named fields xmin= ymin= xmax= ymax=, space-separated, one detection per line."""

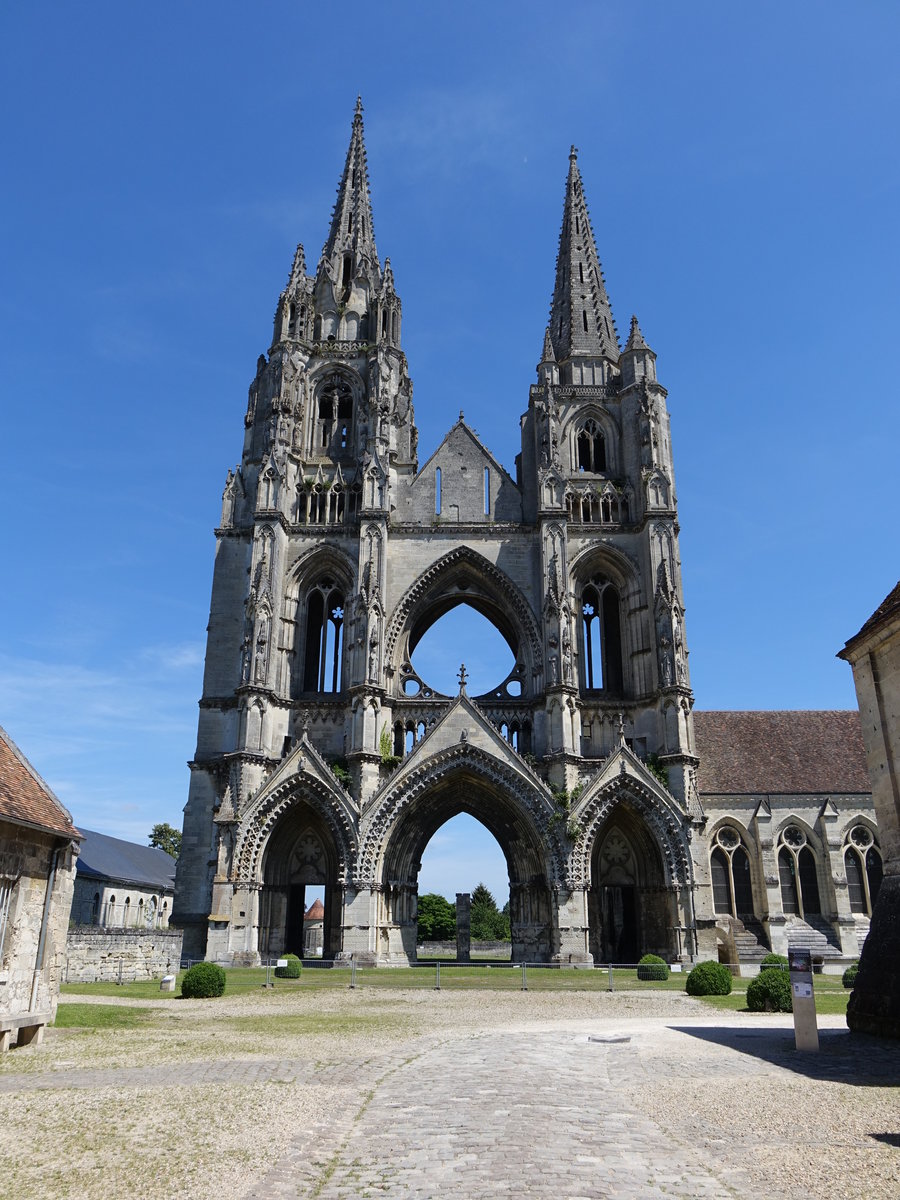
xmin=274 ymin=954 xmax=303 ymax=979
xmin=636 ymin=954 xmax=670 ymax=981
xmin=685 ymin=960 xmax=733 ymax=996
xmin=746 ymin=967 xmax=792 ymax=1012
xmin=181 ymin=962 xmax=226 ymax=999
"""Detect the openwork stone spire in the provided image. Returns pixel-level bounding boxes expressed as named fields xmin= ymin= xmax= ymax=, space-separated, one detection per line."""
xmin=321 ymin=96 xmax=380 ymax=282
xmin=548 ymin=147 xmax=619 ymax=363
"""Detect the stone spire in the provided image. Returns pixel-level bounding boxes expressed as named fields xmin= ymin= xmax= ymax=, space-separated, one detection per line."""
xmin=547 ymin=147 xmax=619 ymax=363
xmin=321 ymin=96 xmax=381 ymax=286
xmin=623 ymin=314 xmax=650 ymax=353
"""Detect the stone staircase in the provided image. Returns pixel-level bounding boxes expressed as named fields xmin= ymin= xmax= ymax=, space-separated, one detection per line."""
xmin=785 ymin=915 xmax=842 ymax=960
xmin=721 ymin=916 xmax=770 ymax=964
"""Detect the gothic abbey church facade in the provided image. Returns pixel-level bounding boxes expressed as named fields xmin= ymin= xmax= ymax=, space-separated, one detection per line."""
xmin=173 ymin=104 xmax=880 ymax=968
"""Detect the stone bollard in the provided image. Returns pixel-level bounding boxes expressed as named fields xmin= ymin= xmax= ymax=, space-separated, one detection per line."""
xmin=160 ymin=975 xmax=176 ymax=993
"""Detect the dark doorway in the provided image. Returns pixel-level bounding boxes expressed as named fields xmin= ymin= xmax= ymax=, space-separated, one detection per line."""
xmin=602 ymin=884 xmax=638 ymax=963
xmin=286 ymin=884 xmax=306 ymax=954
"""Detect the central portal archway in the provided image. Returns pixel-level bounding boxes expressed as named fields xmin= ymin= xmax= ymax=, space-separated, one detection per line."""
xmin=371 ymin=758 xmax=555 ymax=964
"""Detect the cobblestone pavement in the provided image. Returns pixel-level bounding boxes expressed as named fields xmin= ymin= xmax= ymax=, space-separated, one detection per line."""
xmin=250 ymin=1017 xmax=857 ymax=1200
xmin=4 ymin=1007 xmax=898 ymax=1199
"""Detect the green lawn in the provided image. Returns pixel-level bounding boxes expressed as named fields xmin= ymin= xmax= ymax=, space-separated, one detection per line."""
xmin=60 ymin=965 xmax=851 ymax=1011
xmin=53 ymin=1003 xmax=156 ymax=1029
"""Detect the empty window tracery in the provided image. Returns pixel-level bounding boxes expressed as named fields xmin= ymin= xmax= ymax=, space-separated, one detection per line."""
xmin=303 ymin=580 xmax=345 ymax=692
xmin=777 ymin=825 xmax=821 ymax=918
xmin=314 ymin=373 xmax=354 ymax=456
xmin=575 ymin=418 xmax=606 ymax=473
xmin=844 ymin=825 xmax=882 ymax=915
xmin=580 ymin=576 xmax=623 ymax=694
xmin=709 ymin=827 xmax=754 ymax=916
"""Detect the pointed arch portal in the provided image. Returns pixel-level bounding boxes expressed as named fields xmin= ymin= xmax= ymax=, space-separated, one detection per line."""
xmin=370 ymin=758 xmax=556 ymax=964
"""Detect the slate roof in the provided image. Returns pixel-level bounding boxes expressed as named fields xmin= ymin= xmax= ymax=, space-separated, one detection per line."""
xmin=839 ymin=580 xmax=900 ymax=656
xmin=694 ymin=711 xmax=870 ymax=796
xmin=0 ymin=725 xmax=81 ymax=839
xmin=76 ymin=829 xmax=177 ymax=890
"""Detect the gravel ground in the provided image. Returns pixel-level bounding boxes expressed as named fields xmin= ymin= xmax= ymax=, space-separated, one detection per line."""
xmin=0 ymin=989 xmax=897 ymax=1199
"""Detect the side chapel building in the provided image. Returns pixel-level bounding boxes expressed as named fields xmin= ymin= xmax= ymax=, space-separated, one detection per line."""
xmin=173 ymin=102 xmax=880 ymax=968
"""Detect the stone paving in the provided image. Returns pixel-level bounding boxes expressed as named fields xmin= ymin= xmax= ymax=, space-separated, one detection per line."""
xmin=3 ymin=1001 xmax=899 ymax=1199
xmin=248 ymin=1020 xmax=775 ymax=1199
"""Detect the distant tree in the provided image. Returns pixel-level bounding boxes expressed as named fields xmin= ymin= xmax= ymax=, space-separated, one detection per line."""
xmin=417 ymin=893 xmax=456 ymax=942
xmin=470 ymin=882 xmax=511 ymax=941
xmin=149 ymin=822 xmax=182 ymax=860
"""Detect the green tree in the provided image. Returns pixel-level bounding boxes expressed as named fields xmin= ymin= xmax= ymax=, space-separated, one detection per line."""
xmin=417 ymin=893 xmax=456 ymax=942
xmin=470 ymin=882 xmax=511 ymax=941
xmin=149 ymin=822 xmax=182 ymax=860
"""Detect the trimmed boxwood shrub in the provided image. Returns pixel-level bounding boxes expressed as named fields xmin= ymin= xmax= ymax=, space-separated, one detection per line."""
xmin=842 ymin=961 xmax=859 ymax=989
xmin=181 ymin=962 xmax=226 ymax=999
xmin=685 ymin=960 xmax=733 ymax=996
xmin=636 ymin=954 xmax=670 ymax=981
xmin=759 ymin=953 xmax=789 ymax=971
xmin=747 ymin=967 xmax=792 ymax=1012
xmin=274 ymin=953 xmax=302 ymax=979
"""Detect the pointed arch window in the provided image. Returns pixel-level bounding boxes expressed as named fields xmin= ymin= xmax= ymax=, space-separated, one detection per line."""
xmin=844 ymin=825 xmax=882 ymax=915
xmin=710 ymin=827 xmax=755 ymax=917
xmin=303 ymin=580 xmax=345 ymax=693
xmin=314 ymin=373 xmax=354 ymax=456
xmin=777 ymin=825 xmax=821 ymax=918
xmin=575 ymin=419 xmax=606 ymax=473
xmin=580 ymin=576 xmax=623 ymax=694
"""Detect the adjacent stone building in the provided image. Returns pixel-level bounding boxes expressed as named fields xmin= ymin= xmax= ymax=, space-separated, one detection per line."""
xmin=66 ymin=829 xmax=181 ymax=983
xmin=0 ymin=726 xmax=80 ymax=1049
xmin=70 ymin=828 xmax=176 ymax=929
xmin=173 ymin=102 xmax=878 ymax=969
xmin=839 ymin=582 xmax=900 ymax=1035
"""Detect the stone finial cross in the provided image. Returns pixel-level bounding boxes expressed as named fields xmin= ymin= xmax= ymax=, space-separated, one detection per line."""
xmin=457 ymin=663 xmax=468 ymax=694
xmin=617 ymin=711 xmax=626 ymax=746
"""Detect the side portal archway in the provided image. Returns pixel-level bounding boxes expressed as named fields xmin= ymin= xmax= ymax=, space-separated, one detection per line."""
xmin=259 ymin=802 xmax=344 ymax=959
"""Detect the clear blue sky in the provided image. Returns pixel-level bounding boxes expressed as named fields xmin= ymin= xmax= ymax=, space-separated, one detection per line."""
xmin=3 ymin=3 xmax=898 ymax=906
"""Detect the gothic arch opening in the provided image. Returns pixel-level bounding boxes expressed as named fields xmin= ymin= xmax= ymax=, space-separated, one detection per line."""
xmin=311 ymin=369 xmax=356 ymax=459
xmin=411 ymin=604 xmax=516 ymax=696
xmin=587 ymin=805 xmax=671 ymax=963
xmin=373 ymin=763 xmax=553 ymax=964
xmin=259 ymin=802 xmax=343 ymax=960
xmin=385 ymin=547 xmax=542 ymax=696
xmin=417 ymin=813 xmax=511 ymax=952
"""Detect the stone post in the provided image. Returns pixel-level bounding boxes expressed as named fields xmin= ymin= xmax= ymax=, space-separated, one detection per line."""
xmin=456 ymin=893 xmax=471 ymax=963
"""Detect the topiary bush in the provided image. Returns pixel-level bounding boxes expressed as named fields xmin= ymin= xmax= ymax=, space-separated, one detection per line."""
xmin=685 ymin=960 xmax=733 ymax=996
xmin=759 ymin=953 xmax=789 ymax=971
xmin=842 ymin=961 xmax=859 ymax=989
xmin=747 ymin=967 xmax=792 ymax=1012
xmin=181 ymin=962 xmax=226 ymax=999
xmin=636 ymin=953 xmax=670 ymax=981
xmin=274 ymin=953 xmax=302 ymax=979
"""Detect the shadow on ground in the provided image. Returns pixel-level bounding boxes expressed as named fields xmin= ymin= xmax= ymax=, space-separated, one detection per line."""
xmin=669 ymin=1024 xmax=900 ymax=1087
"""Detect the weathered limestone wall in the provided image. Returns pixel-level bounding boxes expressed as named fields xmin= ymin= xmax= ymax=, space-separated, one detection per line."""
xmin=840 ymin=589 xmax=900 ymax=1036
xmin=0 ymin=821 xmax=76 ymax=1030
xmin=65 ymin=927 xmax=184 ymax=983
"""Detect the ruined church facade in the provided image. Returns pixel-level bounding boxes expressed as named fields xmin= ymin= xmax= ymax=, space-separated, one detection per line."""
xmin=173 ymin=104 xmax=875 ymax=967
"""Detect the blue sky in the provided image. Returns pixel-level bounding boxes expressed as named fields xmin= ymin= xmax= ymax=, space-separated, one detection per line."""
xmin=3 ymin=3 xmax=898 ymax=905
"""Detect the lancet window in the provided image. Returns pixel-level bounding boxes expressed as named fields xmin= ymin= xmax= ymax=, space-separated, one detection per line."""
xmin=843 ymin=825 xmax=882 ymax=916
xmin=313 ymin=373 xmax=354 ymax=457
xmin=303 ymin=580 xmax=345 ymax=693
xmin=580 ymin=577 xmax=623 ymax=694
xmin=575 ymin=418 xmax=606 ymax=473
xmin=776 ymin=825 xmax=821 ymax=917
xmin=709 ymin=826 xmax=754 ymax=916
